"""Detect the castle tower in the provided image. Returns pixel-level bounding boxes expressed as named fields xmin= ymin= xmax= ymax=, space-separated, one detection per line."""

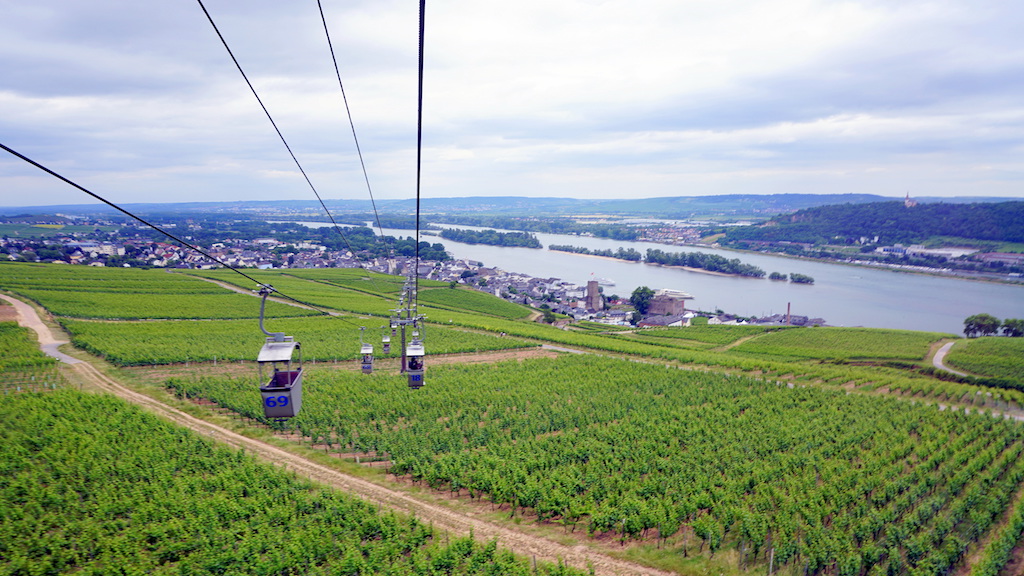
xmin=585 ymin=280 xmax=603 ymax=311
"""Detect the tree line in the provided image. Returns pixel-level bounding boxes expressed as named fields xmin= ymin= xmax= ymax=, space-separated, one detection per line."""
xmin=964 ymin=314 xmax=1024 ymax=338
xmin=550 ymin=245 xmax=817 ymax=282
xmin=438 ymin=228 xmax=542 ymax=248
xmin=720 ymin=200 xmax=1024 ymax=246
xmin=430 ymin=215 xmax=641 ymax=240
xmin=548 ymin=245 xmax=642 ymax=261
xmin=644 ymin=248 xmax=766 ymax=277
xmin=550 ymin=245 xmax=770 ymax=277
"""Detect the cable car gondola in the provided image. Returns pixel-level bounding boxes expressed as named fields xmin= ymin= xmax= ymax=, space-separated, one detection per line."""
xmin=406 ymin=335 xmax=425 ymax=389
xmin=256 ymin=286 xmax=303 ymax=419
xmin=360 ymin=326 xmax=374 ymax=374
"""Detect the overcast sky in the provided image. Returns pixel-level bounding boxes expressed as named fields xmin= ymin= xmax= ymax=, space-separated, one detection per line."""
xmin=1 ymin=0 xmax=1022 ymax=208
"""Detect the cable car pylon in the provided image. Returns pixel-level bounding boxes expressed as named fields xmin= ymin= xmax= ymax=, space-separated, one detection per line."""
xmin=388 ymin=275 xmax=426 ymax=389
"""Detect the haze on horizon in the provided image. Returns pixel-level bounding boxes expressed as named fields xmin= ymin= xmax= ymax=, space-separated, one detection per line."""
xmin=1 ymin=0 xmax=1023 ymax=209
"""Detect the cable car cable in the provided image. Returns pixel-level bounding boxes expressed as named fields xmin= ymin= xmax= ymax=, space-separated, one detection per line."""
xmin=317 ymin=1 xmax=432 ymax=350
xmin=316 ymin=0 xmax=395 ymax=261
xmin=400 ymin=0 xmax=428 ymax=390
xmin=414 ymin=0 xmax=426 ymax=315
xmin=198 ymin=0 xmax=396 ymax=299
xmin=201 ymin=0 xmax=428 ymax=375
xmin=313 ymin=0 xmax=400 ymax=300
xmin=0 ymin=142 xmax=262 ymax=285
xmin=195 ymin=0 xmax=360 ymax=261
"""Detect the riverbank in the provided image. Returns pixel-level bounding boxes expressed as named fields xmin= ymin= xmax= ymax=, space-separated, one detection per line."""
xmin=647 ymin=262 xmax=740 ymax=278
xmin=341 ymin=223 xmax=1024 ymax=333
xmin=670 ymin=241 xmax=1024 ymax=286
xmin=728 ymin=247 xmax=1024 ymax=286
xmin=547 ymin=250 xmax=639 ymax=265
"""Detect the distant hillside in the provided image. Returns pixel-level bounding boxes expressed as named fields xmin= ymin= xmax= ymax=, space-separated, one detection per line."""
xmin=0 ymin=195 xmax=851 ymax=218
xmin=4 ymin=194 xmax=1016 ymax=219
xmin=722 ymin=200 xmax=1024 ymax=245
xmin=379 ymin=193 xmax=902 ymax=217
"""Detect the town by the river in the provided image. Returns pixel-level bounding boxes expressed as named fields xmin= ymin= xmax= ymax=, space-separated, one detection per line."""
xmin=416 ymin=225 xmax=1023 ymax=335
xmin=273 ymin=220 xmax=1024 ymax=335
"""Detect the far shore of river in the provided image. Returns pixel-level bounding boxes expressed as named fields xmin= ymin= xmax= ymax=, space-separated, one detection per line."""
xmin=548 ymin=248 xmax=765 ymax=279
xmin=552 ymin=240 xmax=1023 ymax=286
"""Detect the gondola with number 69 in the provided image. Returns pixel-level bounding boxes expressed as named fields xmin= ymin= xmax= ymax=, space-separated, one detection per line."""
xmin=256 ymin=286 xmax=303 ymax=419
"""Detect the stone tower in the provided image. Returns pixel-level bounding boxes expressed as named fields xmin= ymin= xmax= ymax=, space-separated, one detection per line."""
xmin=585 ymin=280 xmax=603 ymax=311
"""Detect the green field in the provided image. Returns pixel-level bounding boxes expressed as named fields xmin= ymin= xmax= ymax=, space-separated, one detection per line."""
xmin=283 ymin=267 xmax=419 ymax=294
xmin=615 ymin=325 xmax=790 ymax=350
xmin=184 ymin=269 xmax=400 ymax=316
xmin=11 ymin=289 xmax=321 ymax=320
xmin=0 ymin=321 xmax=64 ymax=393
xmin=2 ymin=264 xmax=1016 ymax=409
xmin=0 ymin=223 xmax=119 ymax=238
xmin=0 ymin=321 xmax=55 ymax=372
xmin=195 ymin=267 xmax=450 ymax=297
xmin=418 ymin=287 xmax=534 ymax=319
xmin=945 ymin=337 xmax=1024 ymax=381
xmin=0 ymin=262 xmax=319 ymax=319
xmin=167 ymin=354 xmax=1024 ymax=576
xmin=732 ymin=327 xmax=950 ymax=361
xmin=0 ymin=261 xmax=220 ymax=291
xmin=4 ymin=262 xmax=1024 ymax=576
xmin=188 ymin=269 xmax=466 ymax=318
xmin=62 ymin=317 xmax=535 ymax=366
xmin=568 ymin=320 xmax=636 ymax=332
xmin=0 ymin=390 xmax=581 ymax=576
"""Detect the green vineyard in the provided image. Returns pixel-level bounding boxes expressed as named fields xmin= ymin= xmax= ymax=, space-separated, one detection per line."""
xmin=187 ymin=268 xmax=403 ymax=317
xmin=945 ymin=337 xmax=1024 ymax=382
xmin=613 ymin=324 xmax=789 ymax=347
xmin=2 ymin=261 xmax=1024 ymax=575
xmin=0 ymin=391 xmax=582 ymax=576
xmin=61 ymin=317 xmax=535 ymax=366
xmin=167 ymin=355 xmax=1024 ymax=576
xmin=0 ymin=321 xmax=56 ymax=372
xmin=0 ymin=320 xmax=65 ymax=394
xmin=731 ymin=327 xmax=949 ymax=361
xmin=0 ymin=263 xmax=317 ymax=319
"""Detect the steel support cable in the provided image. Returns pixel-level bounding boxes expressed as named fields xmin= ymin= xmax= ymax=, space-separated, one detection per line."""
xmin=194 ymin=0 xmax=360 ymax=261
xmin=0 ymin=142 xmax=362 ymax=323
xmin=312 ymin=0 xmax=398 ymax=302
xmin=197 ymin=0 xmax=399 ymax=303
xmin=414 ymin=0 xmax=426 ymax=317
xmin=316 ymin=0 xmax=395 ymax=262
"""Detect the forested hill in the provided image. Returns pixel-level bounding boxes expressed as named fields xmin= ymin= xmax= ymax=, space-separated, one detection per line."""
xmin=722 ymin=200 xmax=1024 ymax=245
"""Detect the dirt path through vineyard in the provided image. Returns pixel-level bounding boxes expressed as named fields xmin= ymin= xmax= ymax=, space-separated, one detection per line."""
xmin=931 ymin=339 xmax=969 ymax=377
xmin=70 ymin=362 xmax=671 ymax=576
xmin=4 ymin=293 xmax=672 ymax=576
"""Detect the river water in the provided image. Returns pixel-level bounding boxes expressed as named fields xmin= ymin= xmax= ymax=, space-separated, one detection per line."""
xmin=288 ymin=222 xmax=1024 ymax=335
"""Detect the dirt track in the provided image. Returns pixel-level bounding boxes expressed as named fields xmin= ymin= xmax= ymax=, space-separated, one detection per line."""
xmin=70 ymin=362 xmax=673 ymax=575
xmin=5 ymin=293 xmax=672 ymax=576
xmin=931 ymin=340 xmax=969 ymax=377
xmin=0 ymin=293 xmax=82 ymax=364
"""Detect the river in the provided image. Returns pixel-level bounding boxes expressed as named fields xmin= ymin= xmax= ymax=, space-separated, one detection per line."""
xmin=284 ymin=221 xmax=1024 ymax=335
